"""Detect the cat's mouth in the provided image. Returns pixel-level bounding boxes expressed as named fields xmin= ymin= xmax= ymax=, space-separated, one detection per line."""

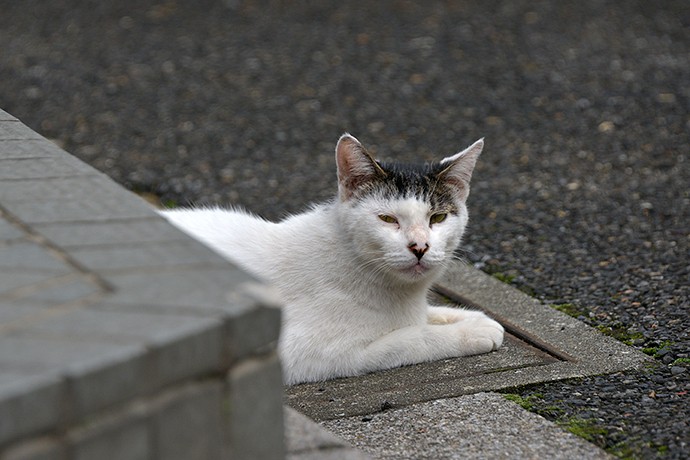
xmin=401 ymin=261 xmax=433 ymax=278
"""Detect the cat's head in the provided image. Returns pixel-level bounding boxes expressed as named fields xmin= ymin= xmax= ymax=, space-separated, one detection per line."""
xmin=335 ymin=134 xmax=483 ymax=284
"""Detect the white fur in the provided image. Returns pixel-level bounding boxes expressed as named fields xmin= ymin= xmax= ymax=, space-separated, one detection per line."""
xmin=160 ymin=136 xmax=503 ymax=385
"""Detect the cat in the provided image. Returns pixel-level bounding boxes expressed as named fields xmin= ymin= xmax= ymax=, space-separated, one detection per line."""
xmin=161 ymin=134 xmax=504 ymax=385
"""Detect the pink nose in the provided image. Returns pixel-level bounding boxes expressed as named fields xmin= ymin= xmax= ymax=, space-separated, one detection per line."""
xmin=408 ymin=242 xmax=429 ymax=261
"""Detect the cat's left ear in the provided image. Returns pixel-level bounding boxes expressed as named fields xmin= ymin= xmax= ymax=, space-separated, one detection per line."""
xmin=335 ymin=134 xmax=387 ymax=201
xmin=437 ymin=138 xmax=484 ymax=199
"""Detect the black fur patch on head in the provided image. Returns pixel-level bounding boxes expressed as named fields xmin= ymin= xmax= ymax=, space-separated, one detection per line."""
xmin=357 ymin=160 xmax=462 ymax=214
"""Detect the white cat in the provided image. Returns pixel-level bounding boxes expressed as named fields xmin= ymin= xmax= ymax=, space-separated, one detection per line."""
xmin=161 ymin=134 xmax=504 ymax=385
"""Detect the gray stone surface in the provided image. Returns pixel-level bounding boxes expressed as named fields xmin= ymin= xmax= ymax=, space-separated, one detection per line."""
xmin=101 ymin=267 xmax=254 ymax=312
xmin=287 ymin=334 xmax=557 ymax=420
xmin=0 ymin=114 xmax=283 ymax=457
xmin=322 ymin=393 xmax=613 ymax=460
xmin=64 ymin=345 xmax=150 ymax=421
xmin=0 ymin=242 xmax=73 ymax=273
xmin=0 ymin=336 xmax=142 ymax=374
xmin=0 ymin=218 xmax=24 ymax=240
xmin=0 ymin=122 xmax=42 ymax=141
xmin=13 ymin=277 xmax=102 ymax=305
xmin=0 ymin=156 xmax=96 ymax=180
xmin=1 ymin=178 xmax=155 ymax=224
xmin=150 ymin=382 xmax=225 ymax=460
xmin=143 ymin=316 xmax=224 ymax=390
xmin=1 ymin=439 xmax=65 ymax=460
xmin=19 ymin=308 xmax=218 ymax=342
xmin=34 ymin=218 xmax=191 ymax=249
xmin=0 ymin=110 xmax=17 ymax=122
xmin=68 ymin=411 xmax=151 ymax=460
xmin=0 ymin=373 xmax=63 ymax=447
xmin=285 ymin=407 xmax=372 ymax=460
xmin=68 ymin=239 xmax=228 ymax=272
xmin=227 ymin=353 xmax=285 ymax=459
xmin=0 ymin=140 xmax=57 ymax=159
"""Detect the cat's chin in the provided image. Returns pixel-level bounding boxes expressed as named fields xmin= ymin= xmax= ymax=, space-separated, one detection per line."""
xmin=396 ymin=261 xmax=438 ymax=282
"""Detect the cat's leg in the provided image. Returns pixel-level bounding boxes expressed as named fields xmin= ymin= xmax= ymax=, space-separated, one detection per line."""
xmin=357 ymin=317 xmax=504 ymax=374
xmin=427 ymin=305 xmax=491 ymax=325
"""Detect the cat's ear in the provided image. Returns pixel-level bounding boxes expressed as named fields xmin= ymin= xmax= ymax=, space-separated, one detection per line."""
xmin=335 ymin=133 xmax=387 ymax=200
xmin=437 ymin=138 xmax=484 ymax=200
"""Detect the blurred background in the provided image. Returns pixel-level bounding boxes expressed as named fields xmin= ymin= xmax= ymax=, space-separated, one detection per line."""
xmin=1 ymin=0 xmax=688 ymax=456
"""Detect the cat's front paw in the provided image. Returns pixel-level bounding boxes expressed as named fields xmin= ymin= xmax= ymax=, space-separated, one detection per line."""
xmin=455 ymin=314 xmax=504 ymax=354
xmin=427 ymin=306 xmax=490 ymax=325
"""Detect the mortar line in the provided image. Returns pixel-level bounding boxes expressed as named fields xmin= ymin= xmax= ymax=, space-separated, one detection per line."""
xmin=0 ymin=205 xmax=113 ymax=294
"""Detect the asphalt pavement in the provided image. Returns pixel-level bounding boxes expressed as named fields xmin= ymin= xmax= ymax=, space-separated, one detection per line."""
xmin=1 ymin=0 xmax=687 ymax=457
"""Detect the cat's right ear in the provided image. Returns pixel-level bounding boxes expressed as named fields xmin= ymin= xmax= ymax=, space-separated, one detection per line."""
xmin=437 ymin=138 xmax=484 ymax=201
xmin=335 ymin=134 xmax=386 ymax=201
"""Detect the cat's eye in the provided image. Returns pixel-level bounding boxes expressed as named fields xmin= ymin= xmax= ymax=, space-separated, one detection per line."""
xmin=429 ymin=213 xmax=447 ymax=225
xmin=378 ymin=214 xmax=398 ymax=224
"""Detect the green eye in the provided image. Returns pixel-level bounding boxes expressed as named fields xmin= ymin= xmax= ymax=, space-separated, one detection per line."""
xmin=378 ymin=214 xmax=398 ymax=224
xmin=430 ymin=213 xmax=447 ymax=225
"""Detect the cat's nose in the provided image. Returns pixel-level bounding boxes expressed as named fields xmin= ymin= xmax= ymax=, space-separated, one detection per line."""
xmin=408 ymin=242 xmax=429 ymax=261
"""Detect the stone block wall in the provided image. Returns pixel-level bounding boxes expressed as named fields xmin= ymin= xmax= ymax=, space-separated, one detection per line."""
xmin=0 ymin=109 xmax=285 ymax=459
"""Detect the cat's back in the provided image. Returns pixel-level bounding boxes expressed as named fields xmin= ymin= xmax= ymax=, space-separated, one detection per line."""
xmin=160 ymin=205 xmax=339 ymax=282
xmin=161 ymin=207 xmax=276 ymax=274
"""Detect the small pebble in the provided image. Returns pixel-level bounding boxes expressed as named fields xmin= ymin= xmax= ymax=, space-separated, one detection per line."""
xmin=670 ymin=366 xmax=686 ymax=376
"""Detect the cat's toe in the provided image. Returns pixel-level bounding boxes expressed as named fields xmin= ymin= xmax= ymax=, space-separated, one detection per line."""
xmin=485 ymin=318 xmax=504 ymax=350
xmin=490 ymin=328 xmax=504 ymax=350
xmin=461 ymin=316 xmax=504 ymax=352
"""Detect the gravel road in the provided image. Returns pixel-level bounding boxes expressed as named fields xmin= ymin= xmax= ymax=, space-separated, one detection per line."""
xmin=1 ymin=0 xmax=688 ymax=457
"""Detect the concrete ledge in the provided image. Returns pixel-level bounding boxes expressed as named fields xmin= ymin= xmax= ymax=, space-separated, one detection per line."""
xmin=435 ymin=260 xmax=650 ymax=378
xmin=0 ymin=109 xmax=284 ymax=458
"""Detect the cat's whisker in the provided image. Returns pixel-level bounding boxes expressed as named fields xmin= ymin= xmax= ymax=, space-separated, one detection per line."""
xmin=454 ymin=246 xmax=480 ymax=262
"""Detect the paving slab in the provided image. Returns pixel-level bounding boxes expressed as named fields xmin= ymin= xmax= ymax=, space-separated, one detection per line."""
xmin=33 ymin=218 xmax=191 ymax=248
xmin=286 ymin=333 xmax=555 ymax=421
xmin=321 ymin=393 xmax=613 ymax=460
